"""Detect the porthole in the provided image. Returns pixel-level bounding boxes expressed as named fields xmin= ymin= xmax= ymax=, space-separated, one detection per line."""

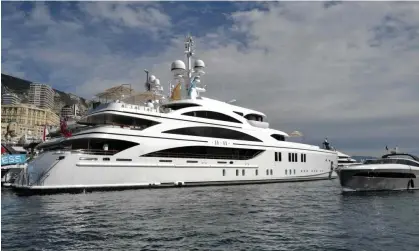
xmin=294 ymin=169 xmax=296 ymax=175
xmin=255 ymin=169 xmax=258 ymax=176
xmin=223 ymin=169 xmax=226 ymax=176
xmin=266 ymin=169 xmax=269 ymax=175
xmin=270 ymin=169 xmax=273 ymax=175
xmin=236 ymin=169 xmax=239 ymax=176
xmin=285 ymin=169 xmax=287 ymax=175
xmin=242 ymin=169 xmax=245 ymax=176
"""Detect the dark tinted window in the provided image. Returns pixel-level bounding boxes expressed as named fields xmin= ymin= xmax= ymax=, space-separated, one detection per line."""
xmin=142 ymin=146 xmax=264 ymax=160
xmin=39 ymin=138 xmax=139 ymax=155
xmin=245 ymin=114 xmax=263 ymax=122
xmin=354 ymin=172 xmax=416 ymax=178
xmin=163 ymin=126 xmax=262 ymax=142
xmin=234 ymin=111 xmax=244 ymax=116
xmin=271 ymin=134 xmax=285 ymax=141
xmin=80 ymin=113 xmax=159 ymax=129
xmin=162 ymin=103 xmax=201 ymax=110
xmin=183 ymin=110 xmax=242 ymax=123
xmin=365 ymin=158 xmax=419 ymax=167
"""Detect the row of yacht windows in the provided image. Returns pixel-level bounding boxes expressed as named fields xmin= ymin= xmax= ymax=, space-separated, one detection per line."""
xmin=364 ymin=158 xmax=419 ymax=167
xmin=39 ymin=138 xmax=139 ymax=155
xmin=164 ymin=127 xmax=262 ymax=142
xmin=221 ymin=168 xmax=322 ymax=177
xmin=222 ymin=169 xmax=273 ymax=176
xmin=80 ymin=113 xmax=264 ymax=142
xmin=163 ymin=103 xmax=265 ymax=123
xmin=92 ymin=103 xmax=264 ymax=126
xmin=80 ymin=114 xmax=160 ymax=130
xmin=183 ymin=110 xmax=242 ymax=124
xmin=142 ymin=146 xmax=264 ymax=160
xmin=275 ymin=152 xmax=308 ymax=163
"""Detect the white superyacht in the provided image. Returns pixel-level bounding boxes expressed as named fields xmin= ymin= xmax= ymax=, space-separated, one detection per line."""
xmin=13 ymin=36 xmax=338 ymax=195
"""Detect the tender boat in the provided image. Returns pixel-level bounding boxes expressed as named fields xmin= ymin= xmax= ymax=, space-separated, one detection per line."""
xmin=337 ymin=152 xmax=419 ymax=192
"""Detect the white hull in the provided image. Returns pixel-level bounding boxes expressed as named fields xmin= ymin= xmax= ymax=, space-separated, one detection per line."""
xmin=13 ymin=139 xmax=337 ymax=195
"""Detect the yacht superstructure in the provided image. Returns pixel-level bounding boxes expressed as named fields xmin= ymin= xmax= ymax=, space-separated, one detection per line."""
xmin=337 ymin=151 xmax=359 ymax=167
xmin=13 ymin=35 xmax=338 ymax=195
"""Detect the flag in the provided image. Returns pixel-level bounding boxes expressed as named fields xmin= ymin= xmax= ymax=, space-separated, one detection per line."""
xmin=170 ymin=82 xmax=182 ymax=100
xmin=385 ymin=145 xmax=388 ymax=151
xmin=60 ymin=118 xmax=72 ymax=138
xmin=188 ymin=77 xmax=197 ymax=97
xmin=42 ymin=125 xmax=50 ymax=142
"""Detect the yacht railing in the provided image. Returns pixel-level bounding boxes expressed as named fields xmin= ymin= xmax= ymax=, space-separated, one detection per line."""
xmin=88 ymin=101 xmax=173 ymax=115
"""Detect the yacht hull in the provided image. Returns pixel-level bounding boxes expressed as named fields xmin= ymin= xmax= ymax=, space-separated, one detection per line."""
xmin=338 ymin=166 xmax=419 ymax=192
xmin=12 ymin=176 xmax=330 ymax=196
xmin=12 ymin=149 xmax=336 ymax=196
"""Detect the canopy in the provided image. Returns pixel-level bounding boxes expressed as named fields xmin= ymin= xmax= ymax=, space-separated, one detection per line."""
xmin=121 ymin=91 xmax=165 ymax=105
xmin=95 ymin=84 xmax=135 ymax=101
xmin=289 ymin=130 xmax=304 ymax=137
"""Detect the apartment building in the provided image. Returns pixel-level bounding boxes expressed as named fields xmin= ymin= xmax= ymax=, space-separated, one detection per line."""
xmin=1 ymin=93 xmax=20 ymax=105
xmin=29 ymin=83 xmax=54 ymax=110
xmin=1 ymin=104 xmax=60 ymax=139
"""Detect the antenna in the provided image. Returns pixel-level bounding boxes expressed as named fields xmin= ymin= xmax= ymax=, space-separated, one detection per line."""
xmin=169 ymin=34 xmax=206 ymax=100
xmin=144 ymin=69 xmax=149 ymax=82
xmin=144 ymin=69 xmax=150 ymax=91
xmin=185 ymin=34 xmax=195 ymax=82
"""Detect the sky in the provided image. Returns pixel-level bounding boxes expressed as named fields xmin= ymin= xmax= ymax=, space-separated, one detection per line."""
xmin=2 ymin=1 xmax=419 ymax=156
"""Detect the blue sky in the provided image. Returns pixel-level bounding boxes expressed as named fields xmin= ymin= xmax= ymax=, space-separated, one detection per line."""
xmin=2 ymin=1 xmax=419 ymax=156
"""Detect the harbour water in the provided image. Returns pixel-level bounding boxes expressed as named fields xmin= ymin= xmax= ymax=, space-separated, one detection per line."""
xmin=2 ymin=180 xmax=419 ymax=251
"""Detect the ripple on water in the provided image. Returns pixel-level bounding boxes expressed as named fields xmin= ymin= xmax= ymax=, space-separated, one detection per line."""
xmin=2 ymin=181 xmax=419 ymax=251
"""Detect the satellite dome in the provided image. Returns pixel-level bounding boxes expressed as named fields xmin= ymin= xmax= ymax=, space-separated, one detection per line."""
xmin=171 ymin=60 xmax=186 ymax=71
xmin=154 ymin=78 xmax=160 ymax=86
xmin=194 ymin=59 xmax=205 ymax=69
xmin=149 ymin=75 xmax=156 ymax=83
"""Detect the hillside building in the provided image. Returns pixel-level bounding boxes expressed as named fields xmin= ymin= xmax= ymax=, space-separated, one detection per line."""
xmin=29 ymin=83 xmax=54 ymax=109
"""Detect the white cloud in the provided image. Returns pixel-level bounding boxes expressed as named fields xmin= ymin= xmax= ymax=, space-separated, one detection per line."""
xmin=2 ymin=1 xmax=419 ymax=156
xmin=80 ymin=2 xmax=171 ymax=35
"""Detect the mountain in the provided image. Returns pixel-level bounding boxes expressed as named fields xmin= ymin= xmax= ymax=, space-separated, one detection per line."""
xmin=1 ymin=73 xmax=88 ymax=113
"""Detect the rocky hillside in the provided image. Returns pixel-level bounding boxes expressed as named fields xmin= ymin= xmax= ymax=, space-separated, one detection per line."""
xmin=1 ymin=74 xmax=88 ymax=114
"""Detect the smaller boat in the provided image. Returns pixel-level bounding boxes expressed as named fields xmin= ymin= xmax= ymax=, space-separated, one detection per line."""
xmin=337 ymin=152 xmax=419 ymax=192
xmin=1 ymin=144 xmax=27 ymax=187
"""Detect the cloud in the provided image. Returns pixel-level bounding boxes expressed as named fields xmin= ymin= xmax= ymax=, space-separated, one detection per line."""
xmin=2 ymin=1 xmax=419 ymax=156
xmin=80 ymin=2 xmax=171 ymax=35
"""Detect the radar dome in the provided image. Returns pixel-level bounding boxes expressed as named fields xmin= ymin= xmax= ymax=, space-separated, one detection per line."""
xmin=171 ymin=60 xmax=186 ymax=72
xmin=194 ymin=59 xmax=205 ymax=69
xmin=149 ymin=75 xmax=156 ymax=83
xmin=154 ymin=78 xmax=160 ymax=86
